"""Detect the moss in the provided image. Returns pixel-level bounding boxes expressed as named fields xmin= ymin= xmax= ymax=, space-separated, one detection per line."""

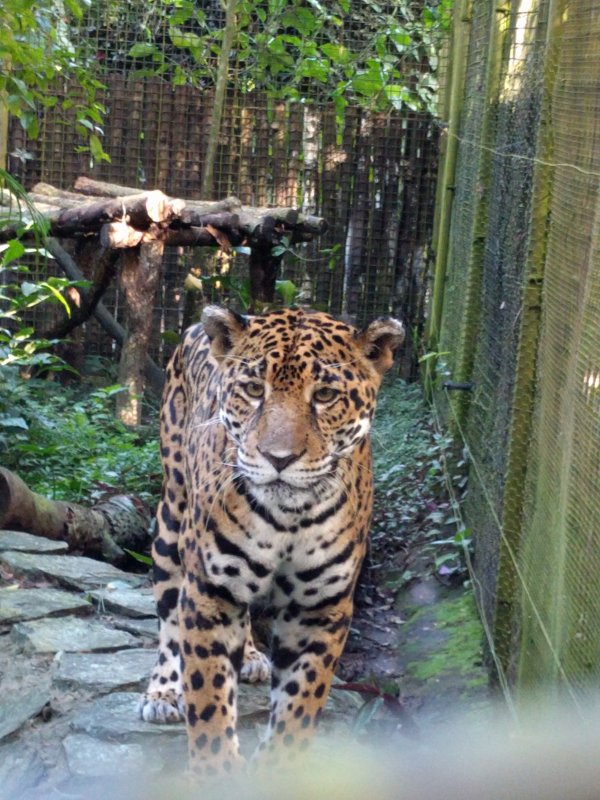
xmin=404 ymin=592 xmax=484 ymax=682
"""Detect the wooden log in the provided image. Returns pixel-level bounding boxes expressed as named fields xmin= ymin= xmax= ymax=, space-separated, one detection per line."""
xmin=100 ymin=221 xmax=145 ymax=249
xmin=50 ymin=190 xmax=185 ymax=236
xmin=0 ymin=468 xmax=150 ymax=565
xmin=116 ymin=241 xmax=165 ymax=426
xmin=74 ymin=176 xmax=243 ymax=213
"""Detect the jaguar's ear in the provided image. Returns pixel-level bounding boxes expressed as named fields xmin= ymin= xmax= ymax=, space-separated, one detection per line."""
xmin=201 ymin=306 xmax=248 ymax=357
xmin=358 ymin=317 xmax=405 ymax=375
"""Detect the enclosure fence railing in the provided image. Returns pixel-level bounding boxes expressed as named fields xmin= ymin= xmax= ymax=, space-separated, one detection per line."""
xmin=430 ymin=0 xmax=600 ymax=707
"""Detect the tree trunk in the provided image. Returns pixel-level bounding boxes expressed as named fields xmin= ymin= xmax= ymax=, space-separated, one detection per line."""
xmin=116 ymin=241 xmax=165 ymax=426
xmin=0 ymin=468 xmax=150 ymax=565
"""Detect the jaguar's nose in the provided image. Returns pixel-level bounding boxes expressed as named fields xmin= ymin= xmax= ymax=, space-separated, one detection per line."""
xmin=258 ymin=448 xmax=303 ymax=472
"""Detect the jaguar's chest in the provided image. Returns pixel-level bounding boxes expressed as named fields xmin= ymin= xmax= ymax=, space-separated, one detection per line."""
xmin=190 ymin=474 xmax=359 ymax=607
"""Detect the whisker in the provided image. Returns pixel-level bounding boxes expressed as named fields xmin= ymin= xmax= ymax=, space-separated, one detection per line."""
xmin=190 ymin=416 xmax=221 ymax=430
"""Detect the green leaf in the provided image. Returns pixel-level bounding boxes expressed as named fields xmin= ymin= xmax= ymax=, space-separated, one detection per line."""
xmin=1 ymin=239 xmax=26 ymax=267
xmin=390 ymin=29 xmax=413 ymax=51
xmin=351 ymin=65 xmax=383 ymax=97
xmin=0 ymin=416 xmax=29 ymax=430
xmin=13 ymin=327 xmax=35 ymax=341
xmin=124 ymin=549 xmax=153 ymax=566
xmin=160 ymin=330 xmax=181 ymax=345
xmin=128 ymin=42 xmax=158 ymax=58
xmin=20 ymin=282 xmax=40 ymax=297
xmin=321 ymin=43 xmax=351 ymax=65
xmin=298 ymin=58 xmax=330 ymax=83
xmin=281 ymin=8 xmax=316 ymax=35
xmin=169 ymin=27 xmax=204 ymax=50
xmin=39 ymin=282 xmax=71 ymax=316
xmin=89 ymin=134 xmax=106 ymax=163
xmin=275 ymin=279 xmax=298 ymax=306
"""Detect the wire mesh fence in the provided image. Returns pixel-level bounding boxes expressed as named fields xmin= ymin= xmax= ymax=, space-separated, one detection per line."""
xmin=432 ymin=0 xmax=600 ymax=703
xmin=5 ymin=0 xmax=448 ymax=374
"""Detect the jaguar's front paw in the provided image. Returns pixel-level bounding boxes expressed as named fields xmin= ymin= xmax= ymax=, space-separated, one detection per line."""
xmin=137 ymin=689 xmax=185 ymax=723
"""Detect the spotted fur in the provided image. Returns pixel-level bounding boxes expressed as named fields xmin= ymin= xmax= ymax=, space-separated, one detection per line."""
xmin=138 ymin=306 xmax=404 ymax=775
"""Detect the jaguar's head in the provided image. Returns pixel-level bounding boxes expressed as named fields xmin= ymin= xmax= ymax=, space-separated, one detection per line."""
xmin=202 ymin=306 xmax=404 ymax=500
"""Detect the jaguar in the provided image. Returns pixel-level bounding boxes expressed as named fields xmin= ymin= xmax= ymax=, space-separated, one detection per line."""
xmin=138 ymin=305 xmax=404 ymax=776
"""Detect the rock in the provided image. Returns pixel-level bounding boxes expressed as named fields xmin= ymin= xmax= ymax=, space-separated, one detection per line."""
xmin=0 ymin=741 xmax=46 ymax=795
xmin=70 ymin=692 xmax=186 ymax=741
xmin=113 ymin=616 xmax=158 ymax=640
xmin=0 ymin=529 xmax=68 ymax=554
xmin=0 ymin=686 xmax=50 ymax=740
xmin=0 ymin=587 xmax=91 ymax=623
xmin=90 ymin=587 xmax=156 ymax=618
xmin=54 ymin=649 xmax=156 ymax=692
xmin=0 ymin=551 xmax=144 ymax=591
xmin=63 ymin=734 xmax=157 ymax=777
xmin=12 ymin=616 xmax=139 ymax=654
xmin=238 ymin=682 xmax=270 ymax=724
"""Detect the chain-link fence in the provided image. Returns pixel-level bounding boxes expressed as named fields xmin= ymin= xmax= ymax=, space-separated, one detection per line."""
xmin=431 ymin=0 xmax=600 ymax=703
xmin=5 ymin=0 xmax=448 ymax=374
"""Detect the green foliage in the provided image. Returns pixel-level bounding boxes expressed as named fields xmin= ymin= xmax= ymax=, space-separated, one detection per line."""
xmin=0 ymin=375 xmax=161 ymax=505
xmin=91 ymin=0 xmax=450 ymax=116
xmin=0 ymin=0 xmax=109 ymax=161
xmin=0 ymin=247 xmax=86 ymax=378
xmin=371 ymin=378 xmax=469 ymax=588
xmin=0 ymin=173 xmax=87 ymax=371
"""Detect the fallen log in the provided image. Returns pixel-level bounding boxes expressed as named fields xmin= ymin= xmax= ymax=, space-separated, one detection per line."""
xmin=0 ymin=468 xmax=151 ymax=566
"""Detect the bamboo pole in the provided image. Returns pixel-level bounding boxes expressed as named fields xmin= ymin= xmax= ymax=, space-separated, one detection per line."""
xmin=0 ymin=58 xmax=9 ymax=172
xmin=494 ymin=0 xmax=566 ymax=683
xmin=424 ymin=0 xmax=471 ymax=395
xmin=200 ymin=0 xmax=238 ymax=199
xmin=450 ymin=3 xmax=509 ymax=430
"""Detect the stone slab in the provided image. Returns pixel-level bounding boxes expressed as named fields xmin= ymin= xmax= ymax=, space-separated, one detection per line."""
xmin=0 ymin=550 xmax=144 ymax=591
xmin=63 ymin=734 xmax=158 ymax=777
xmin=0 ymin=686 xmax=50 ymax=740
xmin=0 ymin=587 xmax=91 ymax=623
xmin=54 ymin=648 xmax=156 ymax=692
xmin=91 ymin=587 xmax=156 ymax=618
xmin=0 ymin=529 xmax=68 ymax=554
xmin=113 ymin=616 xmax=158 ymax=640
xmin=11 ymin=616 xmax=139 ymax=653
xmin=0 ymin=741 xmax=46 ymax=795
xmin=70 ymin=692 xmax=186 ymax=740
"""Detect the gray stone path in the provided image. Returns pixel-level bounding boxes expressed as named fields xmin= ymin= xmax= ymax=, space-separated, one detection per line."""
xmin=0 ymin=530 xmax=359 ymax=799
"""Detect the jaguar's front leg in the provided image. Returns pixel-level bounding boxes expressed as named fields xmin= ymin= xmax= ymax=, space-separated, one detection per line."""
xmin=179 ymin=572 xmax=247 ymax=776
xmin=256 ymin=597 xmax=354 ymax=765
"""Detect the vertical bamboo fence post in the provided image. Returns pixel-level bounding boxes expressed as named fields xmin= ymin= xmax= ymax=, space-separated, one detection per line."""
xmin=449 ymin=2 xmax=509 ymax=430
xmin=0 ymin=58 xmax=9 ymax=173
xmin=425 ymin=0 xmax=470 ymax=395
xmin=493 ymin=0 xmax=565 ymax=681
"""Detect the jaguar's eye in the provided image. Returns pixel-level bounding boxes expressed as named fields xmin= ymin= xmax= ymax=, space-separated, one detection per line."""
xmin=313 ymin=386 xmax=338 ymax=404
xmin=244 ymin=380 xmax=265 ymax=399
